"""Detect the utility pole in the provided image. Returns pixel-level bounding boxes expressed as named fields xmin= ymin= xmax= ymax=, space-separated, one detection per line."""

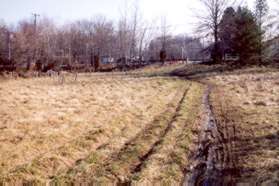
xmin=32 ymin=13 xmax=40 ymax=34
xmin=181 ymin=47 xmax=184 ymax=61
xmin=32 ymin=13 xmax=40 ymax=64
xmin=6 ymin=31 xmax=12 ymax=61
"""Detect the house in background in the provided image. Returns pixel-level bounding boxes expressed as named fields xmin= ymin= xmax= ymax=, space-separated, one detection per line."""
xmin=101 ymin=56 xmax=114 ymax=64
xmin=266 ymin=36 xmax=279 ymax=61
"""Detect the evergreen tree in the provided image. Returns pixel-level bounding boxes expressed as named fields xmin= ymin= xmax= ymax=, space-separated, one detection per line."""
xmin=219 ymin=7 xmax=236 ymax=57
xmin=232 ymin=7 xmax=261 ymax=63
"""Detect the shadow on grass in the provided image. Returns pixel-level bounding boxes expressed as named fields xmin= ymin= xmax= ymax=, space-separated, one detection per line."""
xmin=168 ymin=63 xmax=279 ymax=80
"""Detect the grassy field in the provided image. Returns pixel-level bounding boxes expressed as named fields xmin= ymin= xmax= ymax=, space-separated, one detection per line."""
xmin=0 ymin=73 xmax=205 ymax=184
xmin=208 ymin=70 xmax=279 ymax=183
xmin=170 ymin=64 xmax=279 ymax=184
xmin=0 ymin=63 xmax=278 ymax=184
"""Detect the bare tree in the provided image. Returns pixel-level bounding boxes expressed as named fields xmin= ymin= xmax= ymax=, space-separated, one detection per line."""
xmin=37 ymin=17 xmax=57 ymax=65
xmin=138 ymin=26 xmax=147 ymax=62
xmin=117 ymin=8 xmax=131 ymax=68
xmin=0 ymin=21 xmax=9 ymax=60
xmin=129 ymin=1 xmax=154 ymax=64
xmin=160 ymin=16 xmax=169 ymax=64
xmin=268 ymin=0 xmax=279 ymax=37
xmin=129 ymin=1 xmax=139 ymax=60
xmin=14 ymin=20 xmax=35 ymax=67
xmin=92 ymin=16 xmax=114 ymax=57
xmin=255 ymin=0 xmax=269 ymax=63
xmin=197 ymin=0 xmax=233 ymax=63
xmin=1 ymin=7 xmax=161 ymax=72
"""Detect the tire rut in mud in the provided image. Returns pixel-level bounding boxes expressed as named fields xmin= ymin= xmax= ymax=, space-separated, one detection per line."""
xmin=184 ymin=85 xmax=239 ymax=186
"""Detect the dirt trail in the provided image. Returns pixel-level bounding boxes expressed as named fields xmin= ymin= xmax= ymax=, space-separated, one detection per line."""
xmin=184 ymin=84 xmax=239 ymax=185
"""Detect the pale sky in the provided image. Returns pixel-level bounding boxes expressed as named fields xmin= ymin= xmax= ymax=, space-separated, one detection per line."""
xmin=0 ymin=0 xmax=276 ymax=34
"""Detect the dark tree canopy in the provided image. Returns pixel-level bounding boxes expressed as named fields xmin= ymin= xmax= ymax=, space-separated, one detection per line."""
xmin=219 ymin=7 xmax=236 ymax=54
xmin=232 ymin=7 xmax=261 ymax=63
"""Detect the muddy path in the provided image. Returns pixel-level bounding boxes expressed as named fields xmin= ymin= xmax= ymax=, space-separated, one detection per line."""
xmin=169 ymin=66 xmax=279 ymax=185
xmin=183 ymin=84 xmax=239 ymax=186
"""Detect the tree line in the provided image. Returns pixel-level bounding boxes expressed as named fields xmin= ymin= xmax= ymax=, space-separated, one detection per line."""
xmin=0 ymin=0 xmax=278 ymax=72
xmin=0 ymin=9 xmax=201 ymax=72
xmin=0 ymin=14 xmax=151 ymax=71
xmin=199 ymin=0 xmax=277 ymax=64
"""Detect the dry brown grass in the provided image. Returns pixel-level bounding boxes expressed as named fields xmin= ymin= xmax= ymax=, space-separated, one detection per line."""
xmin=135 ymin=83 xmax=205 ymax=183
xmin=128 ymin=63 xmax=186 ymax=77
xmin=59 ymin=82 xmax=190 ymax=183
xmin=131 ymin=64 xmax=279 ymax=184
xmin=164 ymin=63 xmax=279 ymax=183
xmin=1 ymin=63 xmax=278 ymax=184
xmin=0 ymin=74 xmax=189 ymax=181
xmin=51 ymin=78 xmax=206 ymax=185
xmin=208 ymin=71 xmax=279 ymax=183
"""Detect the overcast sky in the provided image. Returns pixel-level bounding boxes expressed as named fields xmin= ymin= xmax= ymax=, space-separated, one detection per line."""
xmin=0 ymin=0 xmax=276 ymax=34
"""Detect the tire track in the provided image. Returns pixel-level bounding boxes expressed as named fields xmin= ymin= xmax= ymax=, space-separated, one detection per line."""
xmin=2 ymin=78 xmax=180 ymax=182
xmin=59 ymin=85 xmax=190 ymax=183
xmin=130 ymin=82 xmax=205 ymax=184
xmin=183 ymin=84 xmax=239 ymax=186
xmin=131 ymin=85 xmax=190 ymax=175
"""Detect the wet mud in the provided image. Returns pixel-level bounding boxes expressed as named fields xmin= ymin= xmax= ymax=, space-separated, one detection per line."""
xmin=184 ymin=86 xmax=240 ymax=186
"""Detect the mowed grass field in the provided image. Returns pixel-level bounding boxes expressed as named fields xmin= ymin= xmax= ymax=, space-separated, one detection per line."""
xmin=0 ymin=72 xmax=205 ymax=184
